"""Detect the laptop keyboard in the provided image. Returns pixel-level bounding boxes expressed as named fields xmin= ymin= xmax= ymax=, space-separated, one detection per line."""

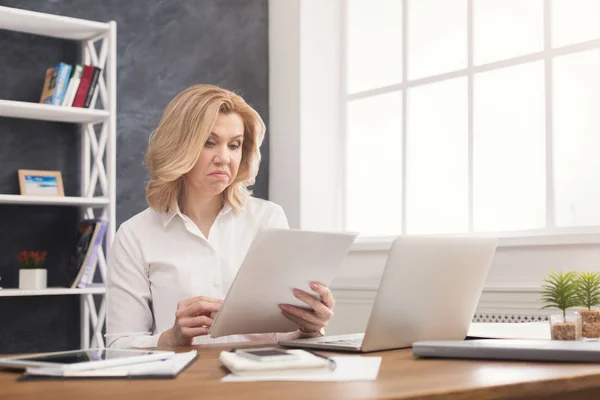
xmin=321 ymin=338 xmax=363 ymax=346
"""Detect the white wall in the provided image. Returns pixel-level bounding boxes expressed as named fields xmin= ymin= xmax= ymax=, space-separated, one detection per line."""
xmin=269 ymin=0 xmax=343 ymax=231
xmin=268 ymin=0 xmax=302 ymax=228
xmin=268 ymin=0 xmax=600 ymax=335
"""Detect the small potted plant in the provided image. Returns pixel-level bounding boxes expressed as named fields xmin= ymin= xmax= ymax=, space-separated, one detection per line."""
xmin=541 ymin=270 xmax=581 ymax=340
xmin=575 ymin=271 xmax=600 ymax=339
xmin=18 ymin=250 xmax=48 ymax=290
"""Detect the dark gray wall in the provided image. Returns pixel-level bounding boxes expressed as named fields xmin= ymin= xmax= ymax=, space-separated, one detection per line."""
xmin=0 ymin=0 xmax=269 ymax=353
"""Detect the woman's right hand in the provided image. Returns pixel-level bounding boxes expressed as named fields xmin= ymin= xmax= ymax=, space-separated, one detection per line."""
xmin=158 ymin=296 xmax=223 ymax=347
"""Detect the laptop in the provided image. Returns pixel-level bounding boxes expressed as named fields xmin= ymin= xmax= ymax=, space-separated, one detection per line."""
xmin=412 ymin=339 xmax=600 ymax=362
xmin=279 ymin=235 xmax=498 ymax=353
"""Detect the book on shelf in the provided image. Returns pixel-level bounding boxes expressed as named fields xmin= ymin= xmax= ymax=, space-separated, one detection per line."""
xmin=61 ymin=64 xmax=83 ymax=106
xmin=83 ymin=66 xmax=101 ymax=108
xmin=39 ymin=62 xmax=71 ymax=105
xmin=39 ymin=67 xmax=56 ymax=104
xmin=63 ymin=218 xmax=108 ymax=289
xmin=77 ymin=218 xmax=107 ymax=288
xmin=39 ymin=63 xmax=101 ymax=108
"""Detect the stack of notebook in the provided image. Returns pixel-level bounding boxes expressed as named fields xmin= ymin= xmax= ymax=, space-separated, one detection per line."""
xmin=218 ymin=348 xmax=382 ymax=382
xmin=219 ymin=349 xmax=334 ymax=377
xmin=20 ymin=351 xmax=197 ymax=380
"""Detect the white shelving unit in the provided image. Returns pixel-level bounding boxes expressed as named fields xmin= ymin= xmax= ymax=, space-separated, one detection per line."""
xmin=0 ymin=99 xmax=109 ymax=123
xmin=0 ymin=287 xmax=106 ymax=297
xmin=0 ymin=6 xmax=116 ymax=350
xmin=0 ymin=194 xmax=110 ymax=207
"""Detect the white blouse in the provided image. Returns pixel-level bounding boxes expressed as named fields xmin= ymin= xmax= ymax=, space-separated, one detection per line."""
xmin=105 ymin=197 xmax=308 ymax=348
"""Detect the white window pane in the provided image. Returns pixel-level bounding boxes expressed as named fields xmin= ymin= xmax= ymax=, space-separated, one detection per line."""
xmin=553 ymin=49 xmax=600 ymax=227
xmin=552 ymin=0 xmax=600 ymax=47
xmin=474 ymin=0 xmax=543 ymax=65
xmin=346 ymin=92 xmax=403 ymax=236
xmin=406 ymin=78 xmax=468 ymax=234
xmin=408 ymin=0 xmax=467 ymax=80
xmin=347 ymin=0 xmax=402 ymax=94
xmin=473 ymin=62 xmax=546 ymax=231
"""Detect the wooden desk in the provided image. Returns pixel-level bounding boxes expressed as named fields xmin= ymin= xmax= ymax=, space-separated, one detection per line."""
xmin=2 ymin=342 xmax=600 ymax=400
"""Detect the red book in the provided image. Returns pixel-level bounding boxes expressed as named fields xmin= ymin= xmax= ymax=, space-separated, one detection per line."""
xmin=72 ymin=65 xmax=95 ymax=108
xmin=83 ymin=67 xmax=101 ymax=108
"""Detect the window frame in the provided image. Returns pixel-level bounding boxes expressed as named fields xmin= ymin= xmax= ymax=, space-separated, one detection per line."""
xmin=342 ymin=0 xmax=600 ymax=246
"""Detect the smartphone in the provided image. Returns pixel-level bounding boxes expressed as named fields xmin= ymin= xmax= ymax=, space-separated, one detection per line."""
xmin=235 ymin=348 xmax=299 ymax=362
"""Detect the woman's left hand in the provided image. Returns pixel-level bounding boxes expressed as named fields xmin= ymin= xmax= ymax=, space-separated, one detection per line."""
xmin=279 ymin=281 xmax=335 ymax=334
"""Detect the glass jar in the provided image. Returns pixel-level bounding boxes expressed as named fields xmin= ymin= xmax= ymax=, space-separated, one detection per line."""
xmin=579 ymin=309 xmax=600 ymax=340
xmin=549 ymin=313 xmax=582 ymax=341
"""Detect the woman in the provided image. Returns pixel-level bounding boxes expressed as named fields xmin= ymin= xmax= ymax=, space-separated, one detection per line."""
xmin=106 ymin=84 xmax=335 ymax=348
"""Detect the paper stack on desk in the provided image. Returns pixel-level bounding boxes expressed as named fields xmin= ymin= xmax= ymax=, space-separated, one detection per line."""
xmin=220 ymin=349 xmax=332 ymax=376
xmin=22 ymin=350 xmax=198 ymax=380
xmin=220 ymin=349 xmax=381 ymax=382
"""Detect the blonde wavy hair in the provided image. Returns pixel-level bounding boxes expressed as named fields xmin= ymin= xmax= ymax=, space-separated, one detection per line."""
xmin=145 ymin=84 xmax=265 ymax=213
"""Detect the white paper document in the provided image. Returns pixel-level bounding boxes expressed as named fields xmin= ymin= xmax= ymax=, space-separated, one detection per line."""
xmin=210 ymin=228 xmax=358 ymax=338
xmin=221 ymin=356 xmax=381 ymax=382
xmin=468 ymin=322 xmax=550 ymax=340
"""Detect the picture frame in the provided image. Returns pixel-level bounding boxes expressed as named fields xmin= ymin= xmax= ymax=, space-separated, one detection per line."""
xmin=18 ymin=169 xmax=64 ymax=197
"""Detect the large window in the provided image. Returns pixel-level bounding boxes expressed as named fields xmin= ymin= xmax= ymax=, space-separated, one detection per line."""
xmin=344 ymin=0 xmax=600 ymax=238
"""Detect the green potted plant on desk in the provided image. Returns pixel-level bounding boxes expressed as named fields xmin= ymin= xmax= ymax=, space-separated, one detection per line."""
xmin=575 ymin=271 xmax=600 ymax=340
xmin=18 ymin=250 xmax=48 ymax=290
xmin=541 ymin=270 xmax=581 ymax=340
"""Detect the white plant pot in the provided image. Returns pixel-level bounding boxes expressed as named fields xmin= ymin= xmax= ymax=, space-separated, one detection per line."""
xmin=19 ymin=269 xmax=47 ymax=290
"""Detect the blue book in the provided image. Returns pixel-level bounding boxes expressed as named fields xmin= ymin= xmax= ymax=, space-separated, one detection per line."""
xmin=51 ymin=62 xmax=72 ymax=106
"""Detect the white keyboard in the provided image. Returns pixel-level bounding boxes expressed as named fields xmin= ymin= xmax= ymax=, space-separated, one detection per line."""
xmin=321 ymin=338 xmax=363 ymax=346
